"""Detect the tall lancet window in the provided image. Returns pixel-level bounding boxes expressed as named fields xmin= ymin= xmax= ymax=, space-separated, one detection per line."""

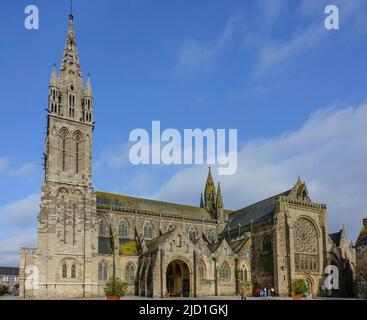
xmin=69 ymin=94 xmax=75 ymax=118
xmin=62 ymin=139 xmax=66 ymax=172
xmin=72 ymin=203 xmax=76 ymax=245
xmin=75 ymin=142 xmax=79 ymax=174
xmin=63 ymin=203 xmax=67 ymax=244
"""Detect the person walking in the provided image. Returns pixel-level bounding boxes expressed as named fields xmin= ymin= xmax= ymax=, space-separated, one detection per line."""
xmin=240 ymin=287 xmax=247 ymax=300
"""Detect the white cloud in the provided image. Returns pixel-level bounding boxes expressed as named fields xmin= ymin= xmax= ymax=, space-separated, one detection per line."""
xmin=152 ymin=102 xmax=367 ymax=242
xmin=95 ymin=142 xmax=131 ymax=169
xmin=0 ymin=193 xmax=40 ymax=226
xmin=0 ymin=194 xmax=39 ymax=266
xmin=0 ymin=157 xmax=9 ymax=172
xmin=175 ymin=14 xmax=244 ymax=75
xmin=253 ymin=0 xmax=367 ymax=76
xmin=9 ymin=162 xmax=36 ymax=177
xmin=0 ymin=232 xmax=37 ymax=267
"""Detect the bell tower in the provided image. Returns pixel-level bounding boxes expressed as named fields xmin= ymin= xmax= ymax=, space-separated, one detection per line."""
xmin=29 ymin=14 xmax=98 ymax=298
xmin=45 ymin=14 xmax=94 ymax=186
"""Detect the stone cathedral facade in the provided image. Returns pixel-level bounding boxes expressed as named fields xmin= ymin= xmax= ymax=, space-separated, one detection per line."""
xmin=19 ymin=15 xmax=356 ymax=299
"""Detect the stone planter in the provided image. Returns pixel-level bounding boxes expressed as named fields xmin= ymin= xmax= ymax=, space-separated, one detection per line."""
xmin=292 ymin=294 xmax=302 ymax=300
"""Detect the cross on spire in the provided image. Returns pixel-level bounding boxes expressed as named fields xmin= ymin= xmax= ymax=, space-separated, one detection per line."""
xmin=70 ymin=0 xmax=73 ymax=16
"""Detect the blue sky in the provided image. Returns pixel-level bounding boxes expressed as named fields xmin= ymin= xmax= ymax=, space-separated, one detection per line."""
xmin=1 ymin=0 xmax=367 ymax=266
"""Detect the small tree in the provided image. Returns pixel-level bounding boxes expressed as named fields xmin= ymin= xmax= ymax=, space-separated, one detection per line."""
xmin=104 ymin=277 xmax=128 ymax=297
xmin=106 ymin=213 xmax=120 ymax=296
xmin=0 ymin=284 xmax=8 ymax=296
xmin=291 ymin=279 xmax=309 ymax=296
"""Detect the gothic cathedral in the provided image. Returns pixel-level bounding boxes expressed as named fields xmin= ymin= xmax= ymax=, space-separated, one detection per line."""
xmin=19 ymin=15 xmax=355 ymax=299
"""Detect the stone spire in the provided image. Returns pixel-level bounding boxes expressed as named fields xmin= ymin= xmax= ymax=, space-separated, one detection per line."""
xmin=216 ymin=182 xmax=224 ymax=222
xmin=84 ymin=73 xmax=93 ymax=97
xmin=216 ymin=182 xmax=223 ymax=208
xmin=49 ymin=64 xmax=58 ymax=87
xmin=204 ymin=167 xmax=216 ymax=214
xmin=59 ymin=14 xmax=83 ymax=89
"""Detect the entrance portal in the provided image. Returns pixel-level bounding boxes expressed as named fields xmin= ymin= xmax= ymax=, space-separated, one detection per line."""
xmin=166 ymin=260 xmax=190 ymax=297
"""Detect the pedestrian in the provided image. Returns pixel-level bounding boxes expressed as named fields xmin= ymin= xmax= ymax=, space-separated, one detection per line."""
xmin=240 ymin=287 xmax=247 ymax=300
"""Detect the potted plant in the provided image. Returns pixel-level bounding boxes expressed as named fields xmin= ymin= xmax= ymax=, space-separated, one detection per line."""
xmin=291 ymin=279 xmax=308 ymax=300
xmin=104 ymin=277 xmax=128 ymax=300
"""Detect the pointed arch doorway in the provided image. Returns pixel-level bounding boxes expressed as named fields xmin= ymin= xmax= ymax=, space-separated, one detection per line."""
xmin=166 ymin=259 xmax=190 ymax=297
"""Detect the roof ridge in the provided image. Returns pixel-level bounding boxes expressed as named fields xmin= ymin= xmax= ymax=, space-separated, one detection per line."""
xmin=232 ymin=189 xmax=291 ymax=214
xmin=96 ymin=191 xmax=211 ymax=211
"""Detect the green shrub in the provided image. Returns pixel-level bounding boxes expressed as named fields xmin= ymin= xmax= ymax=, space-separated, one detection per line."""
xmin=0 ymin=284 xmax=8 ymax=296
xmin=104 ymin=277 xmax=128 ymax=297
xmin=291 ymin=279 xmax=309 ymax=295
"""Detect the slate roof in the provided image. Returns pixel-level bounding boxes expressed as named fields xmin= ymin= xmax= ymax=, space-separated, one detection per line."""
xmin=0 ymin=267 xmax=19 ymax=276
xmin=227 ymin=190 xmax=291 ymax=230
xmin=229 ymin=237 xmax=249 ymax=254
xmin=356 ymin=225 xmax=367 ymax=247
xmin=96 ymin=192 xmax=213 ymax=221
xmin=330 ymin=231 xmax=342 ymax=246
xmin=145 ymin=229 xmax=176 ymax=253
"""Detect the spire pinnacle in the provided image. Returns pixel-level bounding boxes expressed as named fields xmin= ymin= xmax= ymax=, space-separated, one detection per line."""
xmin=84 ymin=73 xmax=93 ymax=97
xmin=50 ymin=64 xmax=58 ymax=87
xmin=59 ymin=13 xmax=83 ymax=88
xmin=204 ymin=166 xmax=216 ymax=195
xmin=216 ymin=182 xmax=223 ymax=208
xmin=204 ymin=167 xmax=216 ymax=214
xmin=70 ymin=0 xmax=73 ymax=17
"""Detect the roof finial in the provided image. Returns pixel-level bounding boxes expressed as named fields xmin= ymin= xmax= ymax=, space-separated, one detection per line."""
xmin=70 ymin=0 xmax=73 ymax=19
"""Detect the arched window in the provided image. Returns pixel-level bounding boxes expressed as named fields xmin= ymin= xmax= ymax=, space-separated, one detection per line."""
xmin=239 ymin=266 xmax=248 ymax=282
xmin=98 ymin=262 xmax=108 ymax=281
xmin=62 ymin=138 xmax=66 ymax=172
xmin=119 ymin=221 xmax=128 ymax=239
xmin=261 ymin=234 xmax=272 ymax=253
xmin=143 ymin=223 xmax=154 ymax=240
xmin=72 ymin=203 xmax=76 ymax=245
xmin=188 ymin=227 xmax=197 ymax=242
xmin=199 ymin=261 xmax=206 ymax=279
xmin=224 ymin=247 xmax=228 ymax=257
xmin=177 ymin=234 xmax=182 ymax=247
xmin=294 ymin=218 xmax=319 ymax=273
xmin=125 ymin=263 xmax=135 ymax=284
xmin=98 ymin=219 xmax=106 ymax=237
xmin=207 ymin=229 xmax=215 ymax=243
xmin=62 ymin=264 xmax=67 ymax=278
xmin=71 ymin=264 xmax=76 ymax=278
xmin=219 ymin=263 xmax=230 ymax=280
xmin=75 ymin=142 xmax=79 ymax=174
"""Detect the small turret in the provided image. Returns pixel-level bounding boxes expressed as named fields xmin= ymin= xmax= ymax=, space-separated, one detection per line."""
xmin=216 ymin=182 xmax=224 ymax=221
xmin=204 ymin=167 xmax=216 ymax=214
xmin=48 ymin=64 xmax=59 ymax=114
xmin=50 ymin=64 xmax=58 ymax=87
xmin=83 ymin=73 xmax=93 ymax=123
xmin=84 ymin=73 xmax=93 ymax=98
